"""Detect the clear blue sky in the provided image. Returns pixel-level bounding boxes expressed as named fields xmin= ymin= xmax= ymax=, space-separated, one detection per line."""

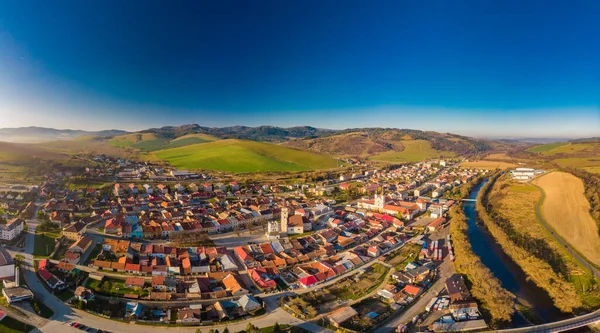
xmin=0 ymin=1 xmax=598 ymax=137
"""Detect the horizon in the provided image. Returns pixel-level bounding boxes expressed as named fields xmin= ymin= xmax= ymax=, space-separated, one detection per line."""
xmin=0 ymin=123 xmax=593 ymax=141
xmin=1 ymin=1 xmax=599 ymax=137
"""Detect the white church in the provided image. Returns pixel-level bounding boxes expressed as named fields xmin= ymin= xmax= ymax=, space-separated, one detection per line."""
xmin=266 ymin=205 xmax=312 ymax=240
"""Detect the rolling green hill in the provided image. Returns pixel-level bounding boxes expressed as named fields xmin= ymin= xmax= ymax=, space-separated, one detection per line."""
xmin=526 ymin=142 xmax=568 ymax=153
xmin=371 ymin=140 xmax=454 ymax=162
xmin=153 ymin=139 xmax=338 ymax=172
xmin=108 ymin=132 xmax=215 ymax=152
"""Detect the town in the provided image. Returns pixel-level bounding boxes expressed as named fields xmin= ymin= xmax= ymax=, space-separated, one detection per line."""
xmin=0 ymin=156 xmax=498 ymax=333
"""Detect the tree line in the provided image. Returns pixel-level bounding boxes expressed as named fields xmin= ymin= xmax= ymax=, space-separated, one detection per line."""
xmin=483 ymin=176 xmax=569 ymax=277
xmin=476 ymin=173 xmax=582 ymax=313
xmin=448 ymin=207 xmax=515 ymax=327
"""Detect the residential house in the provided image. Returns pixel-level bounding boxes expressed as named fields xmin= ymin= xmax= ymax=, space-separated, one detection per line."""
xmin=177 ymin=307 xmax=201 ymax=323
xmin=237 ymin=295 xmax=261 ymax=312
xmin=69 ymin=236 xmax=93 ymax=254
xmin=328 ymin=306 xmax=358 ymax=328
xmin=74 ymin=286 xmax=95 ymax=303
xmin=124 ymin=277 xmax=145 ymax=290
xmin=222 ymin=274 xmax=248 ymax=296
xmin=62 ymin=221 xmax=87 ymax=240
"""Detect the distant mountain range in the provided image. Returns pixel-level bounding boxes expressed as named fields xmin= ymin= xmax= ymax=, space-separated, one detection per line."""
xmin=0 ymin=124 xmax=522 ymax=157
xmin=0 ymin=127 xmax=128 ymax=143
xmin=139 ymin=124 xmax=337 ymax=142
xmin=127 ymin=124 xmax=500 ymax=156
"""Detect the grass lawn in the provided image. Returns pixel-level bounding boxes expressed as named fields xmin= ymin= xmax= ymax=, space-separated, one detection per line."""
xmin=55 ymin=289 xmax=75 ymax=302
xmin=33 ymin=232 xmax=59 ymax=257
xmin=526 ymin=142 xmax=568 ymax=153
xmin=154 ymin=139 xmax=337 ymax=172
xmin=288 ymin=231 xmax=314 ymax=239
xmin=30 ymin=298 xmax=54 ymax=318
xmin=0 ymin=316 xmax=35 ymax=333
xmin=372 ymin=140 xmax=453 ymax=163
xmin=84 ymin=244 xmax=103 ymax=265
xmin=260 ymin=324 xmax=293 ymax=333
xmin=86 ymin=277 xmax=148 ymax=297
xmin=326 ymin=263 xmax=390 ymax=301
xmin=387 ymin=243 xmax=422 ymax=268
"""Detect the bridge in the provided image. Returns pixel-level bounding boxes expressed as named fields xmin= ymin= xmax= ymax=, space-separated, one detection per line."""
xmin=492 ymin=309 xmax=600 ymax=333
xmin=460 ymin=198 xmax=476 ymax=202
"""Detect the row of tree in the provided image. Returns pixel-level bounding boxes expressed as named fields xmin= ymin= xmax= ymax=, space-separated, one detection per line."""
xmin=476 ymin=173 xmax=582 ymax=313
xmin=448 ymin=207 xmax=515 ymax=327
xmin=483 ymin=176 xmax=569 ymax=277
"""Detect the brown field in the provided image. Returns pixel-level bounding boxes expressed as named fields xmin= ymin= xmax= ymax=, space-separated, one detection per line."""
xmin=491 ymin=179 xmax=586 ymax=276
xmin=534 ymin=172 xmax=600 ymax=267
xmin=460 ymin=160 xmax=517 ymax=170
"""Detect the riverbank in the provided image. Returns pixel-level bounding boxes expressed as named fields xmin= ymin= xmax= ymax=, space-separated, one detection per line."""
xmin=448 ymin=205 xmax=514 ymax=327
xmin=462 ymin=178 xmax=566 ymax=324
xmin=476 ymin=173 xmax=581 ymax=313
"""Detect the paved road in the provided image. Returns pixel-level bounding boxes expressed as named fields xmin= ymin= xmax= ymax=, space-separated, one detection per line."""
xmin=15 ymin=200 xmax=384 ymax=333
xmin=372 ymin=258 xmax=455 ymax=333
xmin=532 ymin=183 xmax=600 ymax=279
xmin=492 ymin=309 xmax=600 ymax=333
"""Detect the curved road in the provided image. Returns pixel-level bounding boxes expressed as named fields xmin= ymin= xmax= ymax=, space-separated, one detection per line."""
xmin=17 ymin=203 xmax=323 ymax=333
xmin=492 ymin=309 xmax=600 ymax=333
xmin=18 ymin=200 xmax=411 ymax=332
xmin=532 ymin=184 xmax=600 ymax=279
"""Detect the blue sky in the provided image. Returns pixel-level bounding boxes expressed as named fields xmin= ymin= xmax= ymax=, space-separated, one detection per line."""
xmin=0 ymin=1 xmax=598 ymax=137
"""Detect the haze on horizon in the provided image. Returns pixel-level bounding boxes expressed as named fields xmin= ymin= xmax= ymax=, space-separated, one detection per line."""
xmin=0 ymin=1 xmax=599 ymax=138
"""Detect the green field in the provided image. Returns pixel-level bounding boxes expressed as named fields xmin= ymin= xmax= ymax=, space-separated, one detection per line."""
xmin=33 ymin=232 xmax=59 ymax=257
xmin=543 ymin=143 xmax=596 ymax=156
xmin=153 ymin=139 xmax=338 ymax=172
xmin=554 ymin=157 xmax=600 ymax=168
xmin=584 ymin=166 xmax=600 ymax=174
xmin=371 ymin=140 xmax=453 ymax=163
xmin=508 ymin=184 xmax=538 ymax=193
xmin=108 ymin=133 xmax=214 ymax=152
xmin=526 ymin=142 xmax=568 ymax=153
xmin=86 ymin=277 xmax=149 ymax=297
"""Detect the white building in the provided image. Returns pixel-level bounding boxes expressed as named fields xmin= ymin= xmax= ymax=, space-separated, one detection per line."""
xmin=0 ymin=218 xmax=24 ymax=241
xmin=510 ymin=168 xmax=543 ymax=181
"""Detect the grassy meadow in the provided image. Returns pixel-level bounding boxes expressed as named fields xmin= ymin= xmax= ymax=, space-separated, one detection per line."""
xmin=153 ymin=139 xmax=338 ymax=172
xmin=541 ymin=143 xmax=596 ymax=156
xmin=460 ymin=160 xmax=517 ymax=170
xmin=526 ymin=142 xmax=568 ymax=153
xmin=371 ymin=140 xmax=453 ymax=163
xmin=108 ymin=132 xmax=216 ymax=152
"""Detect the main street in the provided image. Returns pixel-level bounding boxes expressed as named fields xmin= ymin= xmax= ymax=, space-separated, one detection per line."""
xmin=14 ymin=201 xmax=340 ymax=332
xmin=372 ymin=258 xmax=455 ymax=333
xmin=14 ymin=196 xmax=432 ymax=333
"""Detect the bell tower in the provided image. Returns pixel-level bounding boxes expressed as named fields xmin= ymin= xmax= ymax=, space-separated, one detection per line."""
xmin=281 ymin=204 xmax=288 ymax=234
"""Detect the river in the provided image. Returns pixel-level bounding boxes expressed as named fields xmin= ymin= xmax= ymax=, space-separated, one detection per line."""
xmin=463 ymin=179 xmax=566 ymax=325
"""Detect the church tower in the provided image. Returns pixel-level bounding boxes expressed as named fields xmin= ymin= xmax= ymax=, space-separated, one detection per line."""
xmin=374 ymin=194 xmax=385 ymax=210
xmin=374 ymin=187 xmax=385 ymax=210
xmin=280 ymin=205 xmax=289 ymax=234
